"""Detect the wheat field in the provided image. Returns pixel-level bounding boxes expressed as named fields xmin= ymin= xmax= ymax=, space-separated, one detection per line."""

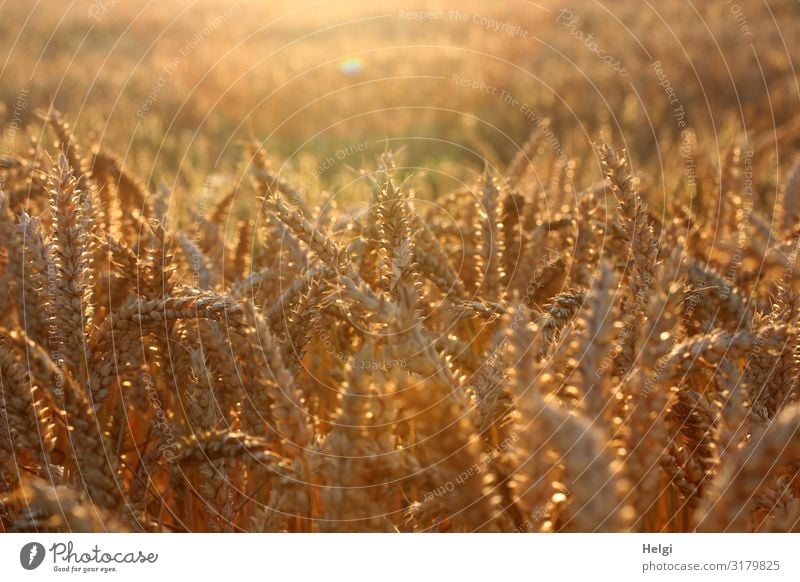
xmin=2 ymin=0 xmax=800 ymax=533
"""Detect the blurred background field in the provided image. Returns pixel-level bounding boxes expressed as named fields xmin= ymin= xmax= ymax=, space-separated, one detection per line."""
xmin=1 ymin=0 xmax=799 ymax=200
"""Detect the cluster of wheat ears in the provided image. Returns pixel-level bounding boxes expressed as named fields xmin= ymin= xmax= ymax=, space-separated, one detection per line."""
xmin=1 ymin=110 xmax=799 ymax=533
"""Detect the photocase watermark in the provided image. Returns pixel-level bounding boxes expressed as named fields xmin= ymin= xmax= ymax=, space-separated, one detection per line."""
xmin=595 ymin=272 xmax=654 ymax=379
xmin=650 ymin=61 xmax=686 ymax=116
xmin=522 ymin=246 xmax=562 ymax=304
xmin=556 ymin=9 xmax=628 ymax=77
xmin=652 ymin=61 xmax=684 ymax=120
xmin=422 ymin=433 xmax=519 ymax=502
xmin=316 ymin=140 xmax=370 ymax=176
xmin=640 ymin=281 xmax=704 ymax=397
xmin=470 ymin=246 xmax=562 ymax=371
xmin=398 ymin=10 xmax=529 ymax=38
xmin=355 ymin=357 xmax=408 ymax=372
xmin=514 ymin=487 xmax=573 ymax=532
xmin=654 ymin=56 xmax=750 ymax=302
xmin=43 ymin=193 xmax=94 ymax=397
xmin=2 ymin=87 xmax=29 ymax=156
xmin=722 ymin=149 xmax=754 ymax=297
xmin=88 ymin=0 xmax=119 ymax=21
xmin=452 ymin=74 xmax=542 ymax=123
xmin=184 ymin=174 xmax=219 ymax=288
xmin=746 ymin=232 xmax=800 ymax=403
xmin=725 ymin=0 xmax=752 ymax=37
xmin=143 ymin=372 xmax=178 ymax=461
xmin=678 ymin=129 xmax=698 ymax=200
xmin=49 ymin=542 xmax=157 ymax=574
xmin=769 ymin=232 xmax=800 ymax=322
xmin=38 ymin=180 xmax=93 ymax=398
xmin=20 ymin=541 xmax=158 ymax=574
xmin=137 ymin=2 xmax=247 ymax=118
xmin=20 ymin=542 xmax=46 ymax=570
xmin=652 ymin=60 xmax=697 ymax=199
xmin=452 ymin=76 xmax=569 ymax=163
xmin=307 ymin=310 xmax=409 ymax=373
xmin=44 ymin=247 xmax=64 ymax=397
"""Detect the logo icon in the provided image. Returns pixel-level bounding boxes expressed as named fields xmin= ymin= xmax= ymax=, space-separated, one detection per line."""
xmin=20 ymin=542 xmax=46 ymax=570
